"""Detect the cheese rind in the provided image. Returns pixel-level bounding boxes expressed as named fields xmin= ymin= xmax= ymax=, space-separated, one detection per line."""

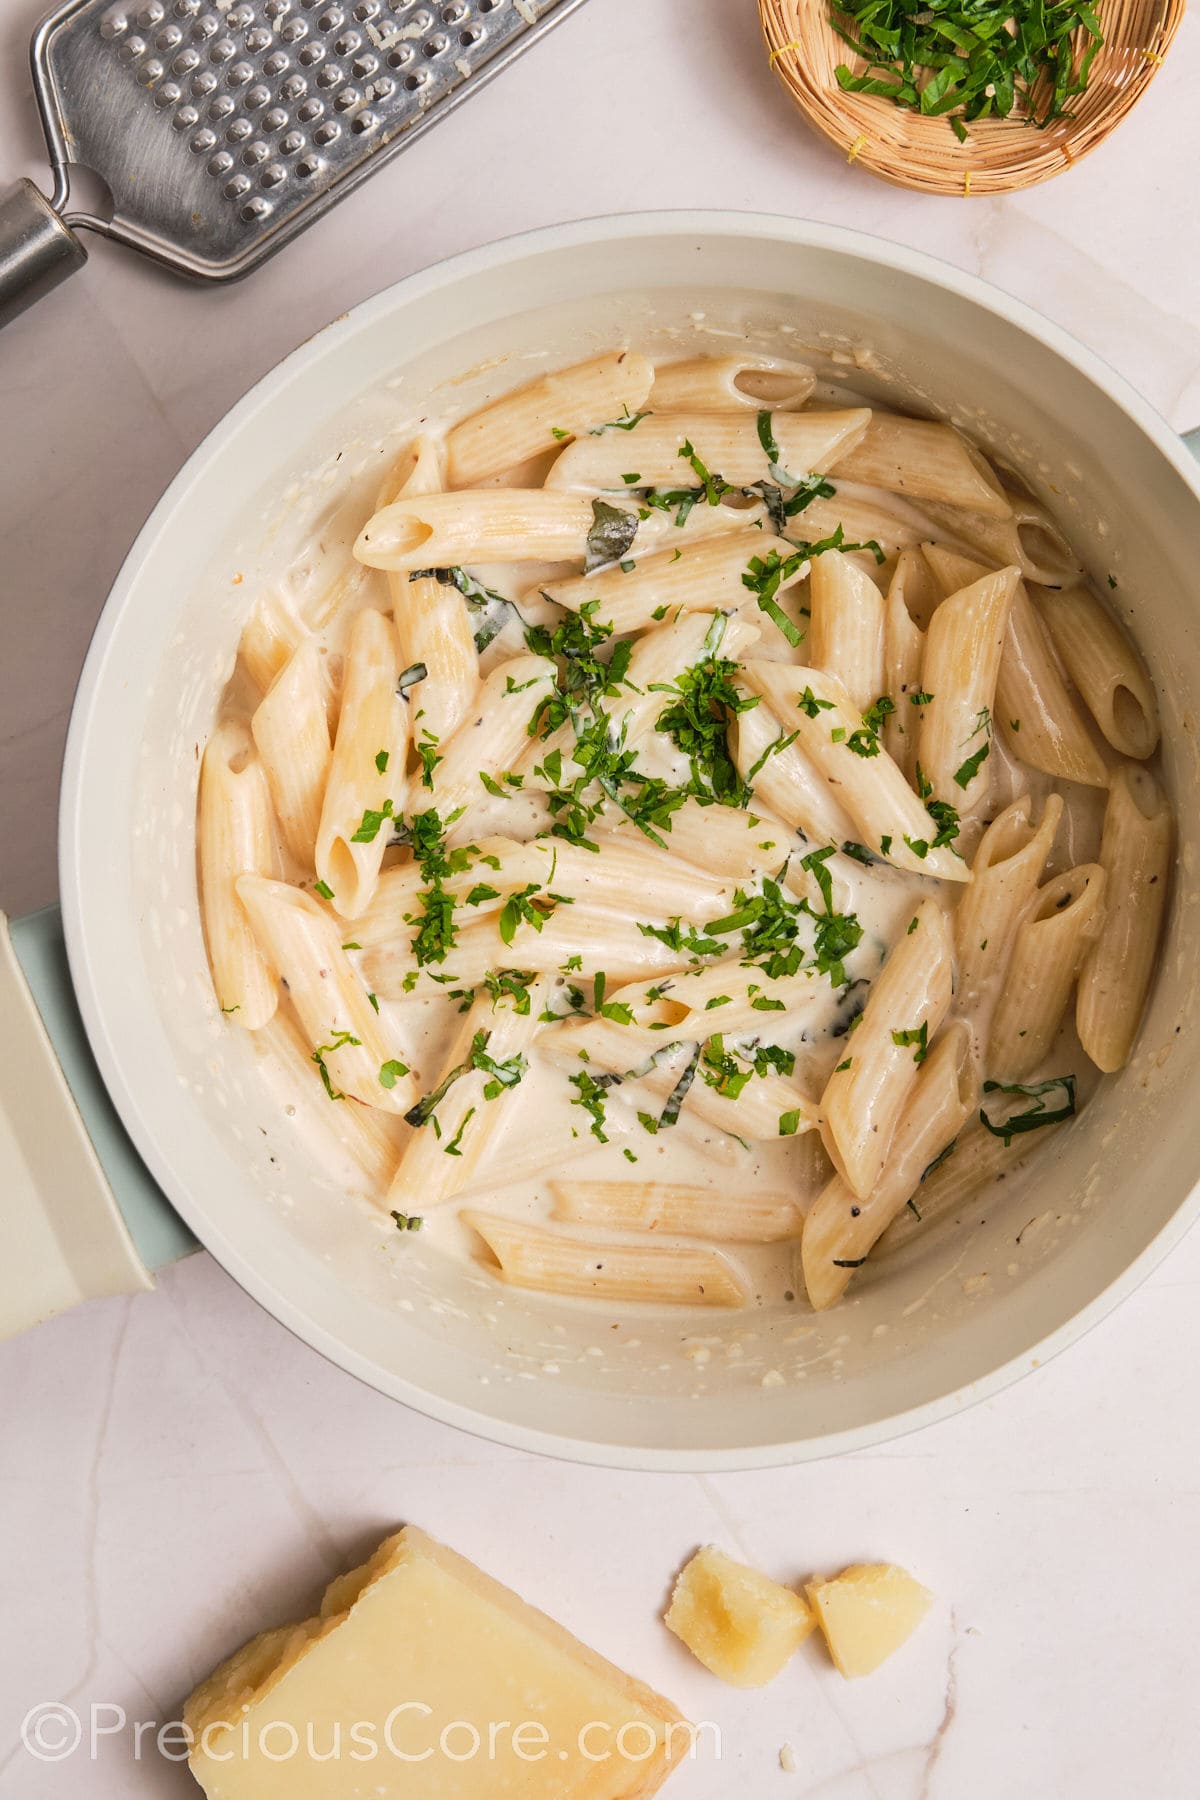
xmin=185 ymin=1525 xmax=686 ymax=1798
xmin=664 ymin=1546 xmax=815 ymax=1688
xmin=805 ymin=1562 xmax=933 ymax=1678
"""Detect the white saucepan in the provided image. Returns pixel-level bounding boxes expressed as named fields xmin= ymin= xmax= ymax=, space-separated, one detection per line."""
xmin=54 ymin=212 xmax=1200 ymax=1470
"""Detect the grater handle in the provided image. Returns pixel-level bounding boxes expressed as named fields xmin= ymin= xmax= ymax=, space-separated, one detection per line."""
xmin=0 ymin=179 xmax=87 ymax=328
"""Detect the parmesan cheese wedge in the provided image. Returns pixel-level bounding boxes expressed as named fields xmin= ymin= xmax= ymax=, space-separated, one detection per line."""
xmin=805 ymin=1562 xmax=933 ymax=1678
xmin=185 ymin=1526 xmax=686 ymax=1797
xmin=664 ymin=1547 xmax=815 ymax=1688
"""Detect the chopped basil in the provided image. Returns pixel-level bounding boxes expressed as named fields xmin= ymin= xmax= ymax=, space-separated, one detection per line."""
xmin=979 ymin=1074 xmax=1076 ymax=1145
xmin=585 ymin=499 xmax=639 ymax=572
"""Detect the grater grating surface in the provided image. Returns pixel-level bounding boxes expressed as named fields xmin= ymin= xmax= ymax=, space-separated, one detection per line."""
xmin=8 ymin=0 xmax=586 ymax=296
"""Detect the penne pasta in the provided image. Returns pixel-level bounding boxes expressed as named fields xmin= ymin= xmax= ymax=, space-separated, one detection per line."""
xmin=801 ymin=1020 xmax=975 ymax=1308
xmin=203 ymin=349 xmax=1172 ymax=1318
xmin=744 ymin=661 xmax=968 ymax=881
xmin=921 ymin=489 xmax=1083 ymax=588
xmin=236 ymin=876 xmax=416 ymax=1114
xmin=423 ymin=653 xmax=557 ymax=820
xmin=542 ymin=1016 xmax=819 ymax=1141
xmin=882 ymin=550 xmax=928 ymax=776
xmin=463 ymin=1212 xmax=748 ymax=1307
xmin=1039 ymin=584 xmax=1160 ymax=760
xmin=953 ymin=792 xmax=1064 ymax=1043
xmin=360 ymin=907 xmax=687 ymax=999
xmin=602 ymin=960 xmax=822 ymax=1038
xmin=832 ymin=415 xmax=1011 ymax=518
xmin=542 ymin=410 xmax=871 ymax=493
xmin=924 ymin=545 xmax=1107 ymax=788
xmin=809 ymin=547 xmax=886 ymax=714
xmin=350 ymin=833 xmax=735 ymax=952
xmin=916 ymin=565 xmax=1020 ymax=812
xmin=796 ymin=484 xmax=976 ymax=568
xmin=649 ymin=355 xmax=815 ymax=413
xmin=250 ymin=638 xmax=332 ymax=868
xmin=315 ymin=607 xmax=409 ymax=919
xmin=537 ymin=529 xmax=799 ymax=635
xmin=731 ymin=696 xmax=859 ymax=848
xmin=376 ymin=432 xmax=479 ymax=745
xmin=608 ymin=796 xmax=804 ymax=880
xmin=876 ymin=1119 xmax=1065 ymax=1256
xmin=355 ymin=489 xmax=598 ymax=571
xmin=446 ymin=351 xmax=654 ymax=488
xmin=198 ymin=720 xmax=281 ymax=1029
xmin=1076 ymin=766 xmax=1172 ymax=1072
xmin=237 ymin=587 xmax=309 ymax=699
xmin=251 ymin=1006 xmax=403 ymax=1194
xmin=997 ymin=584 xmax=1108 ymax=787
xmin=988 ymin=863 xmax=1107 ymax=1081
xmin=819 ymin=898 xmax=954 ymax=1199
xmin=386 ymin=976 xmax=551 ymax=1211
xmin=552 ymin=1179 xmax=803 ymax=1243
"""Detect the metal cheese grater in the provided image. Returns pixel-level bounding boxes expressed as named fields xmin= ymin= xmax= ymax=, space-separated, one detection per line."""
xmin=0 ymin=0 xmax=587 ymax=325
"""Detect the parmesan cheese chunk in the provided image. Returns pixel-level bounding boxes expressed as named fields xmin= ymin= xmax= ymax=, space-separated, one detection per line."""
xmin=664 ymin=1547 xmax=815 ymax=1688
xmin=805 ymin=1562 xmax=933 ymax=1678
xmin=185 ymin=1525 xmax=686 ymax=1797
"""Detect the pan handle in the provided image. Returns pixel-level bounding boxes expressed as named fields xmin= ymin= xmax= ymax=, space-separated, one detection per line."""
xmin=0 ymin=908 xmax=196 ymax=1339
xmin=0 ymin=179 xmax=87 ymax=328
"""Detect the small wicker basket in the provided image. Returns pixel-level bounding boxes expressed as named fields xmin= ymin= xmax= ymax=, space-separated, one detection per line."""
xmin=760 ymin=0 xmax=1185 ymax=195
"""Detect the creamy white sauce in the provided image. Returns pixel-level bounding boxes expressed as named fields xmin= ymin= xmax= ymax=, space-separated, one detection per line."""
xmin=212 ymin=369 xmax=1131 ymax=1315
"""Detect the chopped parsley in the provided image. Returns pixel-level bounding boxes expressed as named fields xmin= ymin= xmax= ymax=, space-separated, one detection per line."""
xmin=498 ymin=880 xmax=564 ymax=945
xmin=390 ymin=1210 xmax=423 ymax=1231
xmin=891 ymin=1022 xmax=929 ymax=1064
xmin=589 ymin=406 xmax=651 ymax=434
xmin=397 ymin=661 xmax=427 ymax=695
xmin=402 ymin=808 xmax=470 ymax=966
xmin=651 ymin=616 xmax=758 ymax=805
xmin=351 ymin=798 xmax=394 ymax=843
xmin=405 ymin=1029 xmax=527 ymax=1130
xmin=311 ymin=1030 xmax=361 ymax=1101
xmin=569 ymin=1066 xmax=620 ymax=1141
xmin=312 ymin=879 xmax=334 ymax=901
xmin=829 ymin=0 xmax=1106 ymax=142
xmin=482 ymin=969 xmax=535 ymax=1014
xmin=416 ymin=731 xmax=441 ymax=788
xmin=374 ymin=749 xmax=390 ymax=774
xmin=953 ymin=706 xmax=993 ymax=790
xmin=846 ymin=695 xmax=892 ymax=758
xmin=797 ymin=684 xmax=836 ymax=719
xmin=378 ymin=1058 xmax=410 ymax=1090
xmin=914 ymin=762 xmax=961 ymax=849
xmin=741 ymin=549 xmax=807 ymax=647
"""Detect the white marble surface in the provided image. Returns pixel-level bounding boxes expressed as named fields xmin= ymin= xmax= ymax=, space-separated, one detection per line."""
xmin=3 ymin=0 xmax=1200 ymax=1792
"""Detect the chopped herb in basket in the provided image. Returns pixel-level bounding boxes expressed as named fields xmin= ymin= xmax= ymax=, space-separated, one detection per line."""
xmin=828 ymin=0 xmax=1105 ymax=142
